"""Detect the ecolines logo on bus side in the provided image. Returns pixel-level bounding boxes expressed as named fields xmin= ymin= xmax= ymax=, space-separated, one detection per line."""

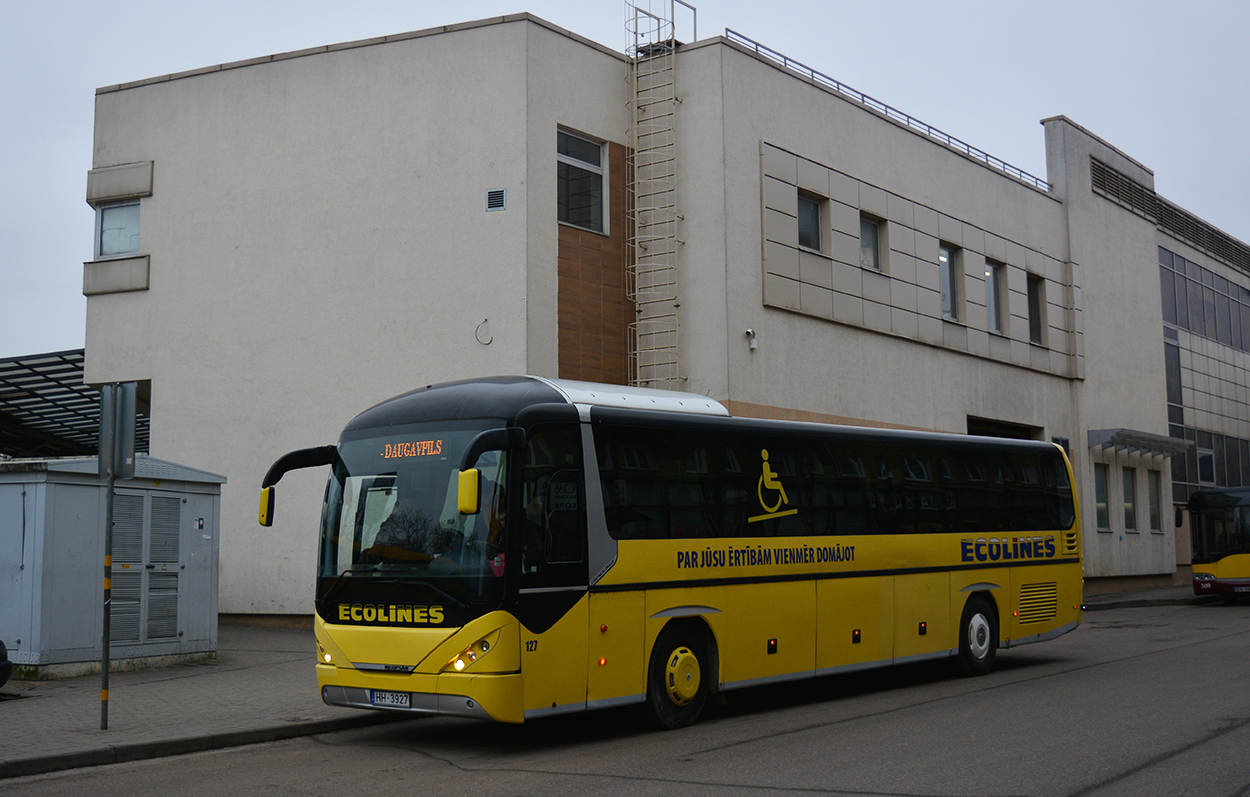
xmin=337 ymin=604 xmax=444 ymax=624
xmin=961 ymin=536 xmax=1057 ymax=563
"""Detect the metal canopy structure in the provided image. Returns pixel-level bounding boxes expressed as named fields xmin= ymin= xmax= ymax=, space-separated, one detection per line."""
xmin=0 ymin=349 xmax=149 ymax=458
xmin=1087 ymin=427 xmax=1191 ymax=458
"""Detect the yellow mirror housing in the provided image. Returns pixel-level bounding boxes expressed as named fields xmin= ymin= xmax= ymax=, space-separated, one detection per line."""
xmin=458 ymin=468 xmax=480 ymax=515
xmin=259 ymin=486 xmax=276 ymax=527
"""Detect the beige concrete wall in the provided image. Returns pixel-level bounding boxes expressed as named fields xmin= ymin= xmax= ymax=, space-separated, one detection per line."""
xmin=522 ymin=22 xmax=630 ymax=379
xmin=668 ymin=41 xmax=1191 ymax=579
xmin=1044 ymin=118 xmax=1175 ymax=577
xmin=85 ymin=17 xmax=1217 ymax=610
xmin=674 ymin=41 xmax=1078 ymax=446
xmin=85 ymin=17 xmax=626 ymax=612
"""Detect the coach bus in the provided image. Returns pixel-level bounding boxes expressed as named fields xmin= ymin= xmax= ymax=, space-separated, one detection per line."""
xmin=1188 ymin=488 xmax=1250 ymax=598
xmin=259 ymin=376 xmax=1082 ymax=728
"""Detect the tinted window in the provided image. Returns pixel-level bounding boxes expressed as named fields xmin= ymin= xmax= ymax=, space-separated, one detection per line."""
xmin=519 ymin=425 xmax=587 ymax=589
xmin=594 ymin=423 xmax=1075 ymax=539
xmin=1160 ymin=265 xmax=1177 ymax=325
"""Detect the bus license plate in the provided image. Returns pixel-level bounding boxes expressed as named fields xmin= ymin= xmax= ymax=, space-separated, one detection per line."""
xmin=370 ymin=690 xmax=411 ymax=708
xmin=1235 ymin=586 xmax=1250 ymax=593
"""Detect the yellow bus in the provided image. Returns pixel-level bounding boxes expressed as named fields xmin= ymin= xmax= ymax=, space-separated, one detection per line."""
xmin=260 ymin=376 xmax=1082 ymax=728
xmin=1188 ymin=488 xmax=1250 ymax=599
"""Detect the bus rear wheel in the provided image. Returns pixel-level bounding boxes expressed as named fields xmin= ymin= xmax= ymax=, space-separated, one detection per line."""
xmin=955 ymin=595 xmax=998 ymax=676
xmin=645 ymin=624 xmax=709 ymax=729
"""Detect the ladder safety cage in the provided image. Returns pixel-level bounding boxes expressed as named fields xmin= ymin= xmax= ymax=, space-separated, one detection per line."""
xmin=625 ymin=1 xmax=696 ymax=389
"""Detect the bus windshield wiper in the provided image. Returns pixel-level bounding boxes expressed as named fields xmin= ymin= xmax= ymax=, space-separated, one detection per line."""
xmin=315 ymin=565 xmax=376 ymax=608
xmin=317 ymin=565 xmax=471 ymax=611
xmin=368 ymin=574 xmax=470 ymax=611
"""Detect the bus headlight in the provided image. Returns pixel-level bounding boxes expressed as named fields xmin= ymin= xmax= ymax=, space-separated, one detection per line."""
xmin=318 ymin=644 xmax=333 ymax=664
xmin=442 ymin=632 xmax=499 ymax=673
xmin=1194 ymin=572 xmax=1216 ymax=581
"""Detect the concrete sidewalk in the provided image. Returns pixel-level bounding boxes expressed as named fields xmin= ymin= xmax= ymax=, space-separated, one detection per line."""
xmin=0 ymin=624 xmax=403 ymax=779
xmin=0 ymin=585 xmax=1216 ymax=780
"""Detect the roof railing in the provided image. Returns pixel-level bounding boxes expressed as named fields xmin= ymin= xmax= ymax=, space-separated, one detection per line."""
xmin=724 ymin=29 xmax=1050 ymax=192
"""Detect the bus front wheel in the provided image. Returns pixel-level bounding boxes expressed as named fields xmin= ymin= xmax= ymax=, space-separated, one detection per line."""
xmin=645 ymin=623 xmax=709 ymax=729
xmin=955 ymin=595 xmax=998 ymax=676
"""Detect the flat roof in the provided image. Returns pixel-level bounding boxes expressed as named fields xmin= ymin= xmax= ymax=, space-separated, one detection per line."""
xmin=95 ymin=13 xmax=628 ymax=95
xmin=0 ymin=349 xmax=150 ymax=458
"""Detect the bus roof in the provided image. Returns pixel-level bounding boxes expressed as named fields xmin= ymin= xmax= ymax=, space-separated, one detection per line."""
xmin=343 ymin=376 xmax=727 ymax=433
xmin=1188 ymin=487 xmax=1250 ymax=510
xmin=343 ymin=377 xmax=1061 ymax=461
xmin=531 ymin=377 xmax=728 ymax=416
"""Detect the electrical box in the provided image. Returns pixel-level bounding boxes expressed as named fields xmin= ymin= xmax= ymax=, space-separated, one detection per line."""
xmin=0 ymin=455 xmax=225 ymax=677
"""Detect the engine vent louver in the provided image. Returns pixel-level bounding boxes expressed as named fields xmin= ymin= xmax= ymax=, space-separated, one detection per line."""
xmin=1062 ymin=530 xmax=1079 ymax=556
xmin=1018 ymin=582 xmax=1058 ymax=625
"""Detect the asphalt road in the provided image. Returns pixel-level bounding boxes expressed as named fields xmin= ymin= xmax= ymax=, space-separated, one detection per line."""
xmin=8 ymin=602 xmax=1250 ymax=796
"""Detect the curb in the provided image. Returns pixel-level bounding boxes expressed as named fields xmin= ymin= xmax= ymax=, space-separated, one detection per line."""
xmin=0 ymin=712 xmax=409 ymax=780
xmin=1083 ymin=595 xmax=1219 ymax=612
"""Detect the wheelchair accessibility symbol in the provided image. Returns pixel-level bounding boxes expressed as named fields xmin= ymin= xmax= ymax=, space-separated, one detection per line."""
xmin=749 ymin=449 xmax=799 ymax=523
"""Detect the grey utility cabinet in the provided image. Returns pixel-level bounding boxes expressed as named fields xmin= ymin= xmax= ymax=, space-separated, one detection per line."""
xmin=0 ymin=455 xmax=226 ymax=676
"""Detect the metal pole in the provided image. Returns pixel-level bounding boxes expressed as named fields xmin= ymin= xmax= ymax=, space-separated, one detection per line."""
xmin=100 ymin=383 xmax=116 ymax=730
xmin=101 ymin=463 xmax=115 ymax=730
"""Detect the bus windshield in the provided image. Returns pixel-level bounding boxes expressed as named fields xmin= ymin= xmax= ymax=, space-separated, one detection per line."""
xmin=317 ymin=420 xmax=509 ymax=607
xmin=1191 ymin=503 xmax=1250 ymax=565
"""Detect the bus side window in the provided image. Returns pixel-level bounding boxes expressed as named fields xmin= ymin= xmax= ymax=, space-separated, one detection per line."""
xmin=521 ymin=426 xmax=587 ymax=587
xmin=545 ymin=469 xmax=584 ymax=563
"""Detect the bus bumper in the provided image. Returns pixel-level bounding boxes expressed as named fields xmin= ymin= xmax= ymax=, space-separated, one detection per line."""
xmin=1193 ymin=574 xmax=1250 ymax=596
xmin=317 ymin=665 xmax=525 ymax=723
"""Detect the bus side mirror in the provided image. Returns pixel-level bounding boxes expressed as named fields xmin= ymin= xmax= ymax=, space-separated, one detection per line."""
xmin=257 ymin=445 xmax=337 ymax=527
xmin=259 ymin=486 xmax=276 ymax=527
xmin=1175 ymin=506 xmax=1184 ymax=528
xmin=458 ymin=469 xmax=480 ymax=515
xmin=456 ymin=427 xmax=525 ymax=516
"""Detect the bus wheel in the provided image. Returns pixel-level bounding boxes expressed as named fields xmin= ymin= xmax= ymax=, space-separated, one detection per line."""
xmin=956 ymin=596 xmax=998 ymax=677
xmin=645 ymin=624 xmax=709 ymax=729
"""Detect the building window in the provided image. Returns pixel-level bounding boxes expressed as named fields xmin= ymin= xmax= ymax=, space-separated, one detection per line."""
xmin=97 ymin=201 xmax=140 ymax=258
xmin=1160 ymin=245 xmax=1250 ymax=355
xmin=557 ymin=130 xmax=604 ymax=233
xmin=1094 ymin=463 xmax=1110 ymax=530
xmin=1027 ymin=275 xmax=1046 ymax=345
xmin=860 ymin=216 xmax=880 ymax=271
xmin=939 ymin=245 xmax=960 ymax=321
xmin=798 ymin=193 xmax=822 ymax=252
xmin=1148 ymin=470 xmax=1162 ymax=531
xmin=986 ymin=260 xmax=1005 ymax=333
xmin=1198 ymin=448 xmax=1216 ymax=485
xmin=1123 ymin=467 xmax=1137 ymax=531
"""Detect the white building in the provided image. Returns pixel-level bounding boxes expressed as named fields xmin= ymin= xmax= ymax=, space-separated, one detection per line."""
xmin=82 ymin=12 xmax=1241 ymax=614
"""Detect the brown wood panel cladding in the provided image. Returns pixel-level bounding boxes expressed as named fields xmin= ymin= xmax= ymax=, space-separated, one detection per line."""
xmin=558 ymin=141 xmax=632 ymax=385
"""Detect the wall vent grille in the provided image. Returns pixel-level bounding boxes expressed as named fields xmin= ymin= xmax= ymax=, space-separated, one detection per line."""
xmin=150 ymin=496 xmax=181 ymax=563
xmin=113 ymin=493 xmax=145 ymax=563
xmin=1091 ymin=157 xmax=1250 ymax=274
xmin=110 ymin=571 xmax=142 ymax=644
xmin=147 ymin=572 xmax=180 ymax=639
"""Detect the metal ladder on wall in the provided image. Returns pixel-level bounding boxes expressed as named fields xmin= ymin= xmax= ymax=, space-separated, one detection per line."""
xmin=626 ymin=1 xmax=695 ymax=388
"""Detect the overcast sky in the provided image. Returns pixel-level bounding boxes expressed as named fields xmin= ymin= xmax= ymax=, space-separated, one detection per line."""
xmin=3 ymin=0 xmax=1246 ymax=359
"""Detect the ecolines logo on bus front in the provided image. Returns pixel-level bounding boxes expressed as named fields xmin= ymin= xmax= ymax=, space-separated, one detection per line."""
xmin=960 ymin=536 xmax=1057 ymax=563
xmin=337 ymin=604 xmax=444 ymax=624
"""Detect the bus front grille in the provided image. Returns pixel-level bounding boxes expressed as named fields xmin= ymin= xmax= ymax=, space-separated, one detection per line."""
xmin=1018 ymin=582 xmax=1058 ymax=624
